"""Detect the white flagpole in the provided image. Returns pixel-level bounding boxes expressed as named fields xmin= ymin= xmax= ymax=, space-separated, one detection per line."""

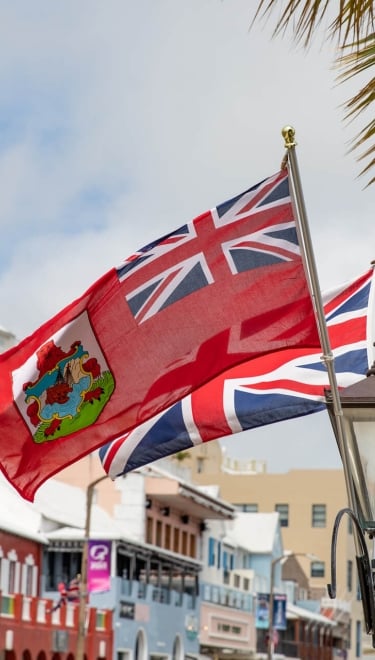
xmin=281 ymin=125 xmax=360 ymax=538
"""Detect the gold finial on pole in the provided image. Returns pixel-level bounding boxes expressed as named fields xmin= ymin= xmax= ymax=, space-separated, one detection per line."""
xmin=282 ymin=126 xmax=297 ymax=149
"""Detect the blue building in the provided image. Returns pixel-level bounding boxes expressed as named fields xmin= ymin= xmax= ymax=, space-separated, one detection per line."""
xmin=37 ymin=468 xmax=236 ymax=660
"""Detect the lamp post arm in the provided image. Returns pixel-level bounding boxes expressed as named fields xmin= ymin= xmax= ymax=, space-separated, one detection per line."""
xmin=327 ymin=506 xmax=375 ymax=641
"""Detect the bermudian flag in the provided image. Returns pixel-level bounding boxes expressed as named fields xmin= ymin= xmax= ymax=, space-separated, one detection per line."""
xmin=0 ymin=169 xmax=320 ymax=501
xmin=100 ymin=268 xmax=374 ymax=479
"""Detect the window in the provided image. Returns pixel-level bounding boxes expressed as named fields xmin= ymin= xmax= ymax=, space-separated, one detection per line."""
xmin=356 ymin=620 xmax=361 ymax=657
xmin=311 ymin=561 xmax=325 ymax=578
xmin=8 ymin=560 xmax=16 ymax=594
xmin=235 ymin=503 xmax=258 ymax=512
xmin=117 ymin=552 xmax=132 ymax=581
xmin=275 ymin=504 xmax=289 ymax=527
xmin=208 ymin=538 xmax=216 ymax=566
xmin=156 ymin=520 xmax=162 ymax=546
xmin=217 ymin=541 xmax=221 ymax=569
xmin=298 ymin=587 xmax=308 ymax=601
xmin=189 ymin=534 xmax=196 ymax=558
xmin=58 ymin=551 xmax=81 ymax=586
xmin=149 ymin=559 xmax=161 ymax=586
xmin=182 ymin=531 xmax=188 ymax=555
xmin=146 ymin=517 xmax=153 ymax=544
xmin=165 ymin=524 xmax=171 ymax=550
xmin=173 ymin=527 xmax=180 ymax=553
xmin=347 ymin=560 xmax=353 ymax=592
xmin=25 ymin=564 xmax=34 ymax=596
xmin=357 ymin=575 xmax=361 ymax=601
xmin=196 ymin=458 xmax=204 ymax=473
xmin=312 ymin=504 xmax=326 ymax=527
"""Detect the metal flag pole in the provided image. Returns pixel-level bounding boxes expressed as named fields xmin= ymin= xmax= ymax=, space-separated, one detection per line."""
xmin=282 ymin=126 xmax=375 ymax=640
xmin=281 ymin=126 xmax=359 ymax=540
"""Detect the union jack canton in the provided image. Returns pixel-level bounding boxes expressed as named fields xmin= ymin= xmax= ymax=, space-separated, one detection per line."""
xmin=116 ymin=172 xmax=301 ymax=324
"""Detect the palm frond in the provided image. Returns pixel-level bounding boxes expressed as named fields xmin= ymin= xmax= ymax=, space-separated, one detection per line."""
xmin=252 ymin=1 xmax=375 ymax=184
xmin=252 ymin=1 xmax=374 ymax=49
xmin=336 ymin=33 xmax=375 ymax=79
xmin=337 ymin=34 xmax=375 ymax=187
xmin=252 ymin=1 xmax=330 ymax=46
xmin=332 ymin=1 xmax=375 ymax=48
xmin=348 ymin=119 xmax=374 ymax=187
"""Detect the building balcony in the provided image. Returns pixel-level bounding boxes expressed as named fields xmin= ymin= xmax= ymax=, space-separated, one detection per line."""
xmin=117 ymin=576 xmax=198 ymax=610
xmin=0 ymin=591 xmax=113 ymax=657
xmin=201 ymin=581 xmax=253 ymax=611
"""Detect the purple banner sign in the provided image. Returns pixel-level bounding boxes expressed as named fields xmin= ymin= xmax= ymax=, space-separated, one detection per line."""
xmin=87 ymin=539 xmax=111 ymax=593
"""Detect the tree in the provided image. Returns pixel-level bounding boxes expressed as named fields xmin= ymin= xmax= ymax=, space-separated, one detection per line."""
xmin=252 ymin=1 xmax=374 ymax=186
xmin=172 ymin=450 xmax=191 ymax=462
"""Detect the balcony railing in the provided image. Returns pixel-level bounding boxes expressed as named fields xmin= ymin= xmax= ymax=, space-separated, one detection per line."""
xmin=152 ymin=587 xmax=171 ymax=604
xmin=0 ymin=592 xmax=112 ymax=632
xmin=1 ymin=594 xmax=15 ymax=617
xmin=119 ymin=577 xmax=197 ymax=610
xmin=202 ymin=582 xmax=253 ymax=611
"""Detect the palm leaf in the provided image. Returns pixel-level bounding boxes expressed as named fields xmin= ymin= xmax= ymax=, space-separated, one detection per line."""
xmin=252 ymin=0 xmax=375 ymax=185
xmin=337 ymin=34 xmax=375 ymax=187
xmin=252 ymin=1 xmax=330 ymax=46
xmin=253 ymin=1 xmax=374 ymax=47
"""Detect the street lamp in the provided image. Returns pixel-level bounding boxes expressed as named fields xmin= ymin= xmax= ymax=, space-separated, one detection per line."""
xmin=267 ymin=551 xmax=315 ymax=660
xmin=325 ymin=366 xmax=375 ymax=645
xmin=76 ymin=474 xmax=109 ymax=660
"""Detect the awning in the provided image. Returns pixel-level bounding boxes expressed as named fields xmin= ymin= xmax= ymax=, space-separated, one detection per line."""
xmin=287 ymin=603 xmax=336 ymax=626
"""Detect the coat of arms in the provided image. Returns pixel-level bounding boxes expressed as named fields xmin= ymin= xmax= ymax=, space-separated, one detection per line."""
xmin=14 ymin=314 xmax=115 ymax=443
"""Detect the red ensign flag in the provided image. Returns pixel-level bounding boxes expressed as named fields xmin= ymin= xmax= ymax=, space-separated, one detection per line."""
xmin=0 ymin=169 xmax=320 ymax=500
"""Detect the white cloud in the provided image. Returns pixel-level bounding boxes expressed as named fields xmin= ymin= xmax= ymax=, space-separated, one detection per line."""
xmin=0 ymin=0 xmax=373 ymax=472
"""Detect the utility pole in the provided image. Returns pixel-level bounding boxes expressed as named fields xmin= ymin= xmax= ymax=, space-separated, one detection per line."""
xmin=267 ymin=555 xmax=281 ymax=660
xmin=268 ymin=552 xmax=315 ymax=660
xmin=76 ymin=474 xmax=108 ymax=660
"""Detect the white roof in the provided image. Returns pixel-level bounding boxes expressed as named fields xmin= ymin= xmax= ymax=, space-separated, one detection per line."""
xmin=0 ymin=471 xmax=121 ymax=540
xmin=46 ymin=526 xmax=122 ymax=541
xmin=226 ymin=512 xmax=280 ymax=553
xmin=0 ymin=325 xmax=14 ymax=335
xmin=34 ymin=478 xmax=124 ymax=535
xmin=0 ymin=327 xmax=17 ymax=350
xmin=0 ymin=472 xmax=47 ymax=543
xmin=288 ymin=602 xmax=336 ymax=626
xmin=196 ymin=484 xmax=221 ymax=498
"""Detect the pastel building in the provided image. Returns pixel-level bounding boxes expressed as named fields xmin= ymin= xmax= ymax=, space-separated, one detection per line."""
xmin=44 ymin=465 xmax=237 ymax=660
xmin=57 ymin=454 xmax=338 ymax=660
xmin=0 ymin=473 xmax=112 ymax=659
xmin=184 ymin=440 xmax=365 ymax=660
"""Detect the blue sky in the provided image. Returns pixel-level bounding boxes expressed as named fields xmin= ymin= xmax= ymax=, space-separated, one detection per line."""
xmin=0 ymin=1 xmax=373 ymax=472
